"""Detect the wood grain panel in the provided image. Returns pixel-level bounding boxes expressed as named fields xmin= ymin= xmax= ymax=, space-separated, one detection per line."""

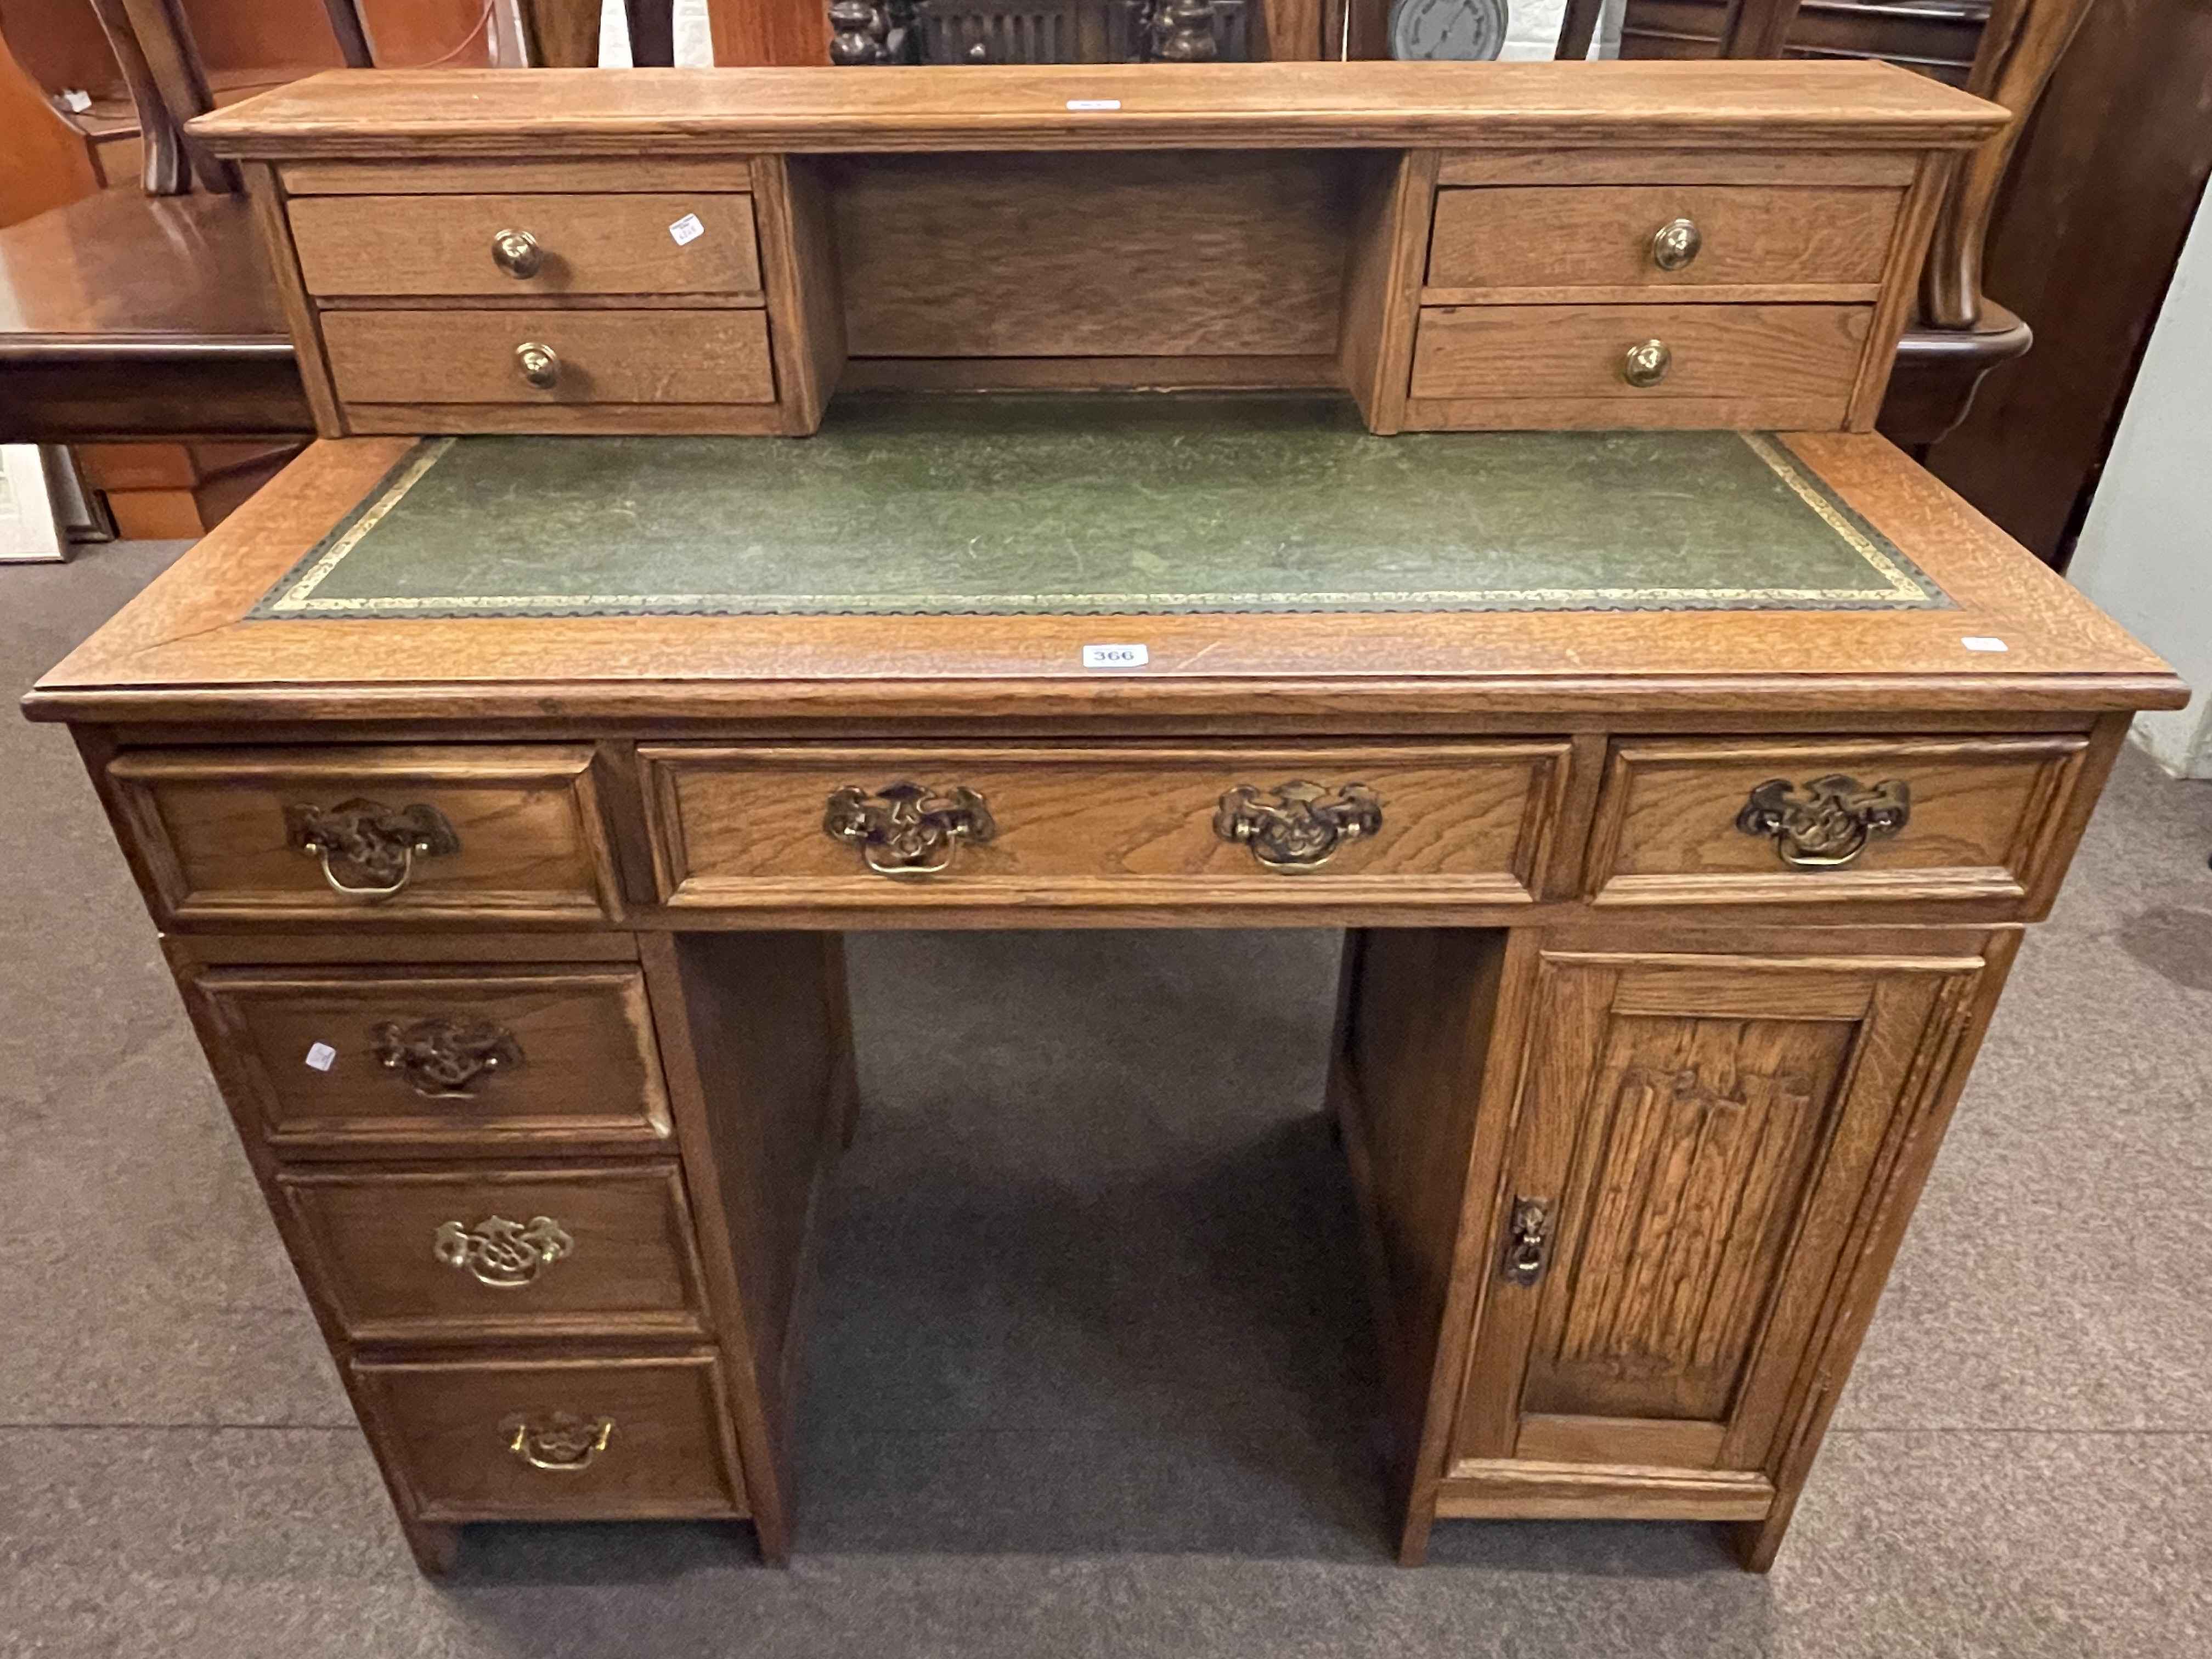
xmin=1436 ymin=151 xmax=1921 ymax=187
xmin=353 ymin=1352 xmax=747 ymax=1521
xmin=1426 ymin=185 xmax=1900 ymax=291
xmin=640 ymin=742 xmax=1572 ymax=910
xmin=1409 ymin=303 xmax=1869 ymax=420
xmin=827 ymin=151 xmax=1356 ymax=359
xmin=278 ymin=1164 xmax=709 ymax=1341
xmin=290 ymin=194 xmax=763 ymax=298
xmin=283 ymin=160 xmax=758 ymax=194
xmin=1585 ymin=735 xmax=2092 ymax=907
xmin=189 ymin=965 xmax=671 ymax=1154
xmin=106 ymin=745 xmax=622 ymax=926
xmin=321 ymin=310 xmax=776 ymax=407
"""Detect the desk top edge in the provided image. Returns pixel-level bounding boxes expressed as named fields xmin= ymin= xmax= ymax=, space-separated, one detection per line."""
xmin=190 ymin=62 xmax=2009 ymax=160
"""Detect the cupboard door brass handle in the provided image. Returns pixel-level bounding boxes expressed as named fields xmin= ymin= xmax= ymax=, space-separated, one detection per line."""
xmin=372 ymin=1016 xmax=522 ymax=1097
xmin=1213 ymin=781 xmax=1383 ymax=872
xmin=1621 ymin=338 xmax=1672 ymax=388
xmin=515 ymin=340 xmax=560 ymax=389
xmin=1502 ymin=1197 xmax=1551 ymax=1285
xmin=505 ymin=1413 xmax=612 ymax=1471
xmin=1736 ymin=774 xmax=1912 ymax=870
xmin=824 ymin=782 xmax=996 ymax=878
xmin=434 ymin=1215 xmax=573 ymax=1288
xmin=490 ymin=227 xmax=543 ymax=278
xmin=1650 ymin=216 xmax=1702 ymax=272
xmin=285 ymin=798 xmax=459 ymax=901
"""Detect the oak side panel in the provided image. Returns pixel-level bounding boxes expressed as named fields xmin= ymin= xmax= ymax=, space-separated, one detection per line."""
xmin=1339 ymin=148 xmax=1438 ymax=433
xmin=1847 ymin=149 xmax=1956 ymax=429
xmin=243 ymin=161 xmax=345 ymax=436
xmin=752 ymin=154 xmax=847 ymax=435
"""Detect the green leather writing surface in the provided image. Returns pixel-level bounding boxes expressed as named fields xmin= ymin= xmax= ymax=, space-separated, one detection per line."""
xmin=252 ymin=397 xmax=1946 ymax=620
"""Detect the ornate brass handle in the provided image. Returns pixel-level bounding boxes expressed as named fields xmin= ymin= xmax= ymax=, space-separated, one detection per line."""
xmin=515 ymin=341 xmax=560 ymax=389
xmin=373 ymin=1017 xmax=522 ymax=1097
xmin=1621 ymin=338 xmax=1672 ymax=388
xmin=824 ymin=782 xmax=996 ymax=878
xmin=1650 ymin=216 xmax=1702 ymax=272
xmin=1501 ymin=1197 xmax=1551 ymax=1285
xmin=490 ymin=227 xmax=543 ymax=279
xmin=434 ymin=1214 xmax=573 ymax=1287
xmin=505 ymin=1413 xmax=613 ymax=1471
xmin=286 ymin=798 xmax=459 ymax=901
xmin=1213 ymin=781 xmax=1384 ymax=872
xmin=1735 ymin=774 xmax=1912 ymax=869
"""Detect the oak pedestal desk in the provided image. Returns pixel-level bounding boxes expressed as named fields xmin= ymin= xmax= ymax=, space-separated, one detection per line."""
xmin=25 ymin=64 xmax=2187 ymax=1576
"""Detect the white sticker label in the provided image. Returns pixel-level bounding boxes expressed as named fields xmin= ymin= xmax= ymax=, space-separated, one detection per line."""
xmin=304 ymin=1042 xmax=337 ymax=1073
xmin=1961 ymin=636 xmax=2010 ymax=653
xmin=1082 ymin=643 xmax=1149 ymax=669
xmin=1066 ymin=99 xmax=1121 ymax=111
xmin=668 ymin=212 xmax=706 ymax=247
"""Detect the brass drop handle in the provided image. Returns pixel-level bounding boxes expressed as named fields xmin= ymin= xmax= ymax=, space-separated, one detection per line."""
xmin=285 ymin=798 xmax=460 ymax=902
xmin=1736 ymin=774 xmax=1912 ymax=870
xmin=515 ymin=340 xmax=560 ymax=390
xmin=505 ymin=1414 xmax=613 ymax=1472
xmin=435 ymin=1215 xmax=573 ymax=1288
xmin=1501 ymin=1197 xmax=1551 ymax=1285
xmin=1650 ymin=216 xmax=1702 ymax=272
xmin=1621 ymin=338 xmax=1672 ymax=388
xmin=490 ymin=227 xmax=543 ymax=279
xmin=373 ymin=1017 xmax=523 ymax=1097
xmin=1213 ymin=781 xmax=1383 ymax=873
xmin=824 ymin=782 xmax=996 ymax=878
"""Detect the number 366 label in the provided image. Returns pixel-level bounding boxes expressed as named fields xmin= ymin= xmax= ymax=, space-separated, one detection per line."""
xmin=1081 ymin=643 xmax=1148 ymax=669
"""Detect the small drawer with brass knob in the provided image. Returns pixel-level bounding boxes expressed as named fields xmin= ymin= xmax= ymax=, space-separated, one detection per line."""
xmin=351 ymin=1353 xmax=748 ymax=1521
xmin=287 ymin=193 xmax=762 ymax=298
xmin=640 ymin=741 xmax=1573 ymax=910
xmin=1582 ymin=735 xmax=2097 ymax=909
xmin=277 ymin=1164 xmax=710 ymax=1342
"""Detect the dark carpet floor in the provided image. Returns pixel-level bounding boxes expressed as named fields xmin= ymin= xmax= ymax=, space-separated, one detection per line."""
xmin=4 ymin=540 xmax=2209 ymax=1657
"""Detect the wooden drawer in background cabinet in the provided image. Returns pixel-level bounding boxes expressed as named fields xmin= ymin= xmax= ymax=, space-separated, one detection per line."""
xmin=1583 ymin=735 xmax=2095 ymax=909
xmin=188 ymin=965 xmax=672 ymax=1155
xmin=278 ymin=1164 xmax=710 ymax=1343
xmin=106 ymin=745 xmax=623 ymax=926
xmin=640 ymin=742 xmax=1577 ymax=910
xmin=290 ymin=193 xmax=763 ymax=299
xmin=353 ymin=1352 xmax=749 ymax=1521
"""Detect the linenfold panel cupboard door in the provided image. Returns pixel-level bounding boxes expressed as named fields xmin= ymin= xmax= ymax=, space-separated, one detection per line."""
xmin=1452 ymin=949 xmax=1984 ymax=1480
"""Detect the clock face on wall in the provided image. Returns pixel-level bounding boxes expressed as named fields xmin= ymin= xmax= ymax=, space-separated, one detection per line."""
xmin=1388 ymin=0 xmax=1510 ymax=61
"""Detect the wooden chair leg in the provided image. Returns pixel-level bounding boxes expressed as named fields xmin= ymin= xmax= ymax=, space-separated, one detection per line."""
xmin=625 ymin=0 xmax=678 ymax=65
xmin=1555 ymin=0 xmax=1607 ymax=59
xmin=519 ymin=0 xmax=603 ymax=66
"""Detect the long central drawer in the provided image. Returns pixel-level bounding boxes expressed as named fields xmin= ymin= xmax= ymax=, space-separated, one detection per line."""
xmin=640 ymin=742 xmax=1575 ymax=909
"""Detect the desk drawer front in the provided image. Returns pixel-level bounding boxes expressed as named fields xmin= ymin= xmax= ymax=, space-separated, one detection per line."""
xmin=321 ymin=309 xmax=777 ymax=407
xmin=1426 ymin=185 xmax=1899 ymax=295
xmin=280 ymin=1164 xmax=708 ymax=1342
xmin=1585 ymin=735 xmax=2093 ymax=907
xmin=290 ymin=194 xmax=763 ymax=300
xmin=353 ymin=1353 xmax=747 ymax=1521
xmin=108 ymin=745 xmax=620 ymax=924
xmin=641 ymin=743 xmax=1572 ymax=908
xmin=1408 ymin=303 xmax=1869 ymax=430
xmin=194 ymin=966 xmax=670 ymax=1153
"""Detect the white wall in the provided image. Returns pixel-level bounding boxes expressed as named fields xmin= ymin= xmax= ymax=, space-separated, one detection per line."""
xmin=2064 ymin=186 xmax=2212 ymax=779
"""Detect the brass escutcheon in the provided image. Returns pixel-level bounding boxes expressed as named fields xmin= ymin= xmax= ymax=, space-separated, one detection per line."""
xmin=514 ymin=340 xmax=561 ymax=389
xmin=504 ymin=1413 xmax=613 ymax=1471
xmin=1502 ymin=1197 xmax=1551 ymax=1285
xmin=1735 ymin=774 xmax=1912 ymax=869
xmin=1621 ymin=338 xmax=1672 ymax=388
xmin=434 ymin=1215 xmax=573 ymax=1288
xmin=285 ymin=798 xmax=459 ymax=901
xmin=824 ymin=782 xmax=996 ymax=878
xmin=373 ymin=1016 xmax=522 ymax=1097
xmin=1213 ymin=781 xmax=1383 ymax=872
xmin=1650 ymin=216 xmax=1702 ymax=272
xmin=490 ymin=227 xmax=543 ymax=279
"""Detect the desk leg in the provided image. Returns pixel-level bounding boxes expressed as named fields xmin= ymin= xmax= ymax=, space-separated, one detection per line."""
xmin=642 ymin=930 xmax=855 ymax=1564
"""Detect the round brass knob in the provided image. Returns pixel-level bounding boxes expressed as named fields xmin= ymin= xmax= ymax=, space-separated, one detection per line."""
xmin=490 ymin=228 xmax=543 ymax=279
xmin=1650 ymin=217 xmax=1702 ymax=272
xmin=1621 ymin=338 xmax=1672 ymax=388
xmin=514 ymin=341 xmax=560 ymax=390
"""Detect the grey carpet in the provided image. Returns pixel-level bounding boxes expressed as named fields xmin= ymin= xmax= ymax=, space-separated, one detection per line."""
xmin=3 ymin=540 xmax=2209 ymax=1658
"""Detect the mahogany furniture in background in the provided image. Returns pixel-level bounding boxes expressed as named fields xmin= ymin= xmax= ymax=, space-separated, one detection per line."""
xmin=192 ymin=60 xmax=2000 ymax=436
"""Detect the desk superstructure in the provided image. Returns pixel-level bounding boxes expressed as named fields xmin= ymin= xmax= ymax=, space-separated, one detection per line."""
xmin=27 ymin=65 xmax=2184 ymax=1577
